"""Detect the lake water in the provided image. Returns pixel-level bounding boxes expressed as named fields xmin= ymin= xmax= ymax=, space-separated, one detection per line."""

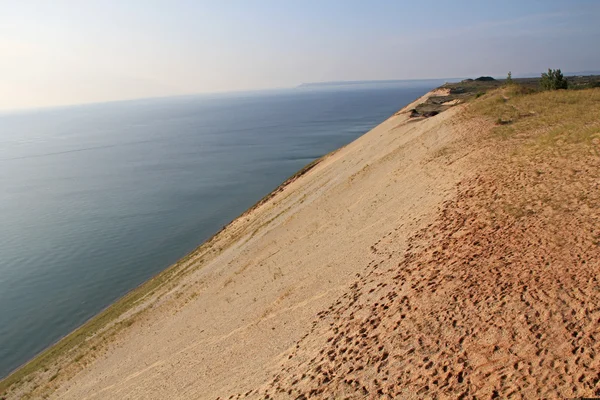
xmin=0 ymin=80 xmax=446 ymax=378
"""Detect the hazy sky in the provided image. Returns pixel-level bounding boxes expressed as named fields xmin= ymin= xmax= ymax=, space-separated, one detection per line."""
xmin=2 ymin=0 xmax=599 ymax=110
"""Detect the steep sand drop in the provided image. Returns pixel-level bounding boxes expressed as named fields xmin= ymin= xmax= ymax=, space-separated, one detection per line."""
xmin=15 ymin=90 xmax=483 ymax=399
xmin=242 ymin=88 xmax=600 ymax=399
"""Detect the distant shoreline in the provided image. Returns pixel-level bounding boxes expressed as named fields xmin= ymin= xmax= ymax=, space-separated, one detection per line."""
xmin=297 ymin=78 xmax=461 ymax=88
xmin=298 ymin=71 xmax=600 ymax=89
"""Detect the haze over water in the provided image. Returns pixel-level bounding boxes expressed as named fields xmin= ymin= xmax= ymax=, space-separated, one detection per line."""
xmin=0 ymin=80 xmax=445 ymax=378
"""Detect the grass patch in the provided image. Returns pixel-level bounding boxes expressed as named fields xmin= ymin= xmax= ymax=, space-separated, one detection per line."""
xmin=466 ymin=85 xmax=600 ymax=222
xmin=471 ymin=86 xmax=600 ymax=149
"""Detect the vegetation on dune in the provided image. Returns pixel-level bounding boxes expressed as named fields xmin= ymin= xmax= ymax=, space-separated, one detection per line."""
xmin=474 ymin=76 xmax=496 ymax=82
xmin=472 ymin=85 xmax=600 ymax=152
xmin=540 ymin=68 xmax=568 ymax=90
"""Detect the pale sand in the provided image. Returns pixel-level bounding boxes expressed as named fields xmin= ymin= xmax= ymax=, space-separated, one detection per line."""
xmin=47 ymin=91 xmax=482 ymax=399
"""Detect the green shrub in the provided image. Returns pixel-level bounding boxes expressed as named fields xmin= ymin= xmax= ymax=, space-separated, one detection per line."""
xmin=540 ymin=68 xmax=568 ymax=90
xmin=506 ymin=71 xmax=513 ymax=85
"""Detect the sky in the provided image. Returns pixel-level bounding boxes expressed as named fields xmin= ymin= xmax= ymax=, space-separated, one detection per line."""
xmin=1 ymin=0 xmax=600 ymax=110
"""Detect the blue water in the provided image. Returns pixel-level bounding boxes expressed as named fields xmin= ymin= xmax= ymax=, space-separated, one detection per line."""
xmin=0 ymin=80 xmax=445 ymax=378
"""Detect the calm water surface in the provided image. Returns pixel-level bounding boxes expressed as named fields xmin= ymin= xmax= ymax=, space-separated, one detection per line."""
xmin=0 ymin=81 xmax=446 ymax=378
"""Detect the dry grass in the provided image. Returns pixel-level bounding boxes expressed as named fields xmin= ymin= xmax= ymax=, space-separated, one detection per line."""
xmin=471 ymin=86 xmax=600 ymax=149
xmin=469 ymin=86 xmax=600 ymax=221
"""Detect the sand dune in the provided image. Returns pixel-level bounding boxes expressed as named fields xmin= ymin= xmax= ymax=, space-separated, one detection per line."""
xmin=5 ymin=86 xmax=599 ymax=399
xmin=248 ymin=88 xmax=600 ymax=399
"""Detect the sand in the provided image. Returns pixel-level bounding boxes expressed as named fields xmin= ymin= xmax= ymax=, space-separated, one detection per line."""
xmin=249 ymin=89 xmax=600 ymax=399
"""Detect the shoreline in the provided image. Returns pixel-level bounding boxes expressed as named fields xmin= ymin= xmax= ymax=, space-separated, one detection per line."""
xmin=0 ymin=88 xmax=422 ymax=391
xmin=2 ymin=83 xmax=434 ymax=385
xmin=0 ymin=134 xmax=336 ymax=386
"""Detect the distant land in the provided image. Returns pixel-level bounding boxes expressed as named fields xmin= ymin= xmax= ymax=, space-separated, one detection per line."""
xmin=299 ymin=72 xmax=600 ymax=88
xmin=513 ymin=70 xmax=600 ymax=78
xmin=297 ymin=78 xmax=461 ymax=88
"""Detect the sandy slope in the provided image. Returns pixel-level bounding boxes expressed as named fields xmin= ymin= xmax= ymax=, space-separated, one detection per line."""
xmin=31 ymin=90 xmax=484 ymax=399
xmin=243 ymin=89 xmax=600 ymax=399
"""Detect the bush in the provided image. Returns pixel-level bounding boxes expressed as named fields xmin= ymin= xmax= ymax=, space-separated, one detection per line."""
xmin=506 ymin=71 xmax=513 ymax=85
xmin=587 ymin=81 xmax=600 ymax=88
xmin=540 ymin=69 xmax=568 ymax=90
xmin=475 ymin=76 xmax=496 ymax=82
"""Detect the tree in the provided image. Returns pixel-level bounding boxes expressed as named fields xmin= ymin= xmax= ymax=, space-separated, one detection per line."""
xmin=506 ymin=71 xmax=513 ymax=85
xmin=540 ymin=68 xmax=568 ymax=90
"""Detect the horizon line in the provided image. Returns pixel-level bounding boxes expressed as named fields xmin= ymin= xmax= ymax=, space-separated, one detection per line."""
xmin=3 ymin=71 xmax=598 ymax=114
xmin=0 ymin=76 xmax=461 ymax=114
